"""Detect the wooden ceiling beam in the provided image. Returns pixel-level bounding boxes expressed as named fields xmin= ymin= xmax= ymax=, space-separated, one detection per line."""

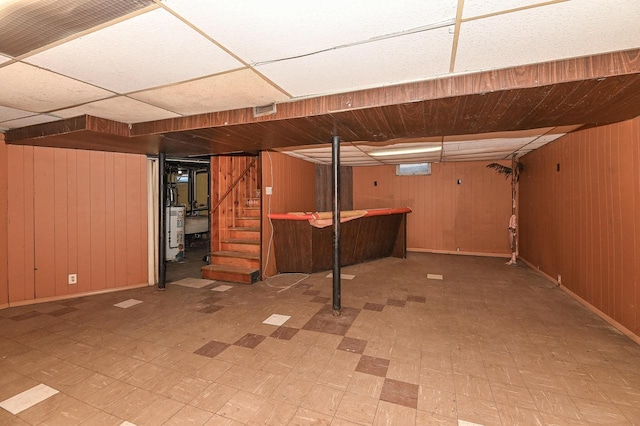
xmin=129 ymin=48 xmax=640 ymax=136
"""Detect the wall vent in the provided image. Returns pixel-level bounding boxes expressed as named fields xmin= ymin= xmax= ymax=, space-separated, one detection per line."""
xmin=253 ymin=103 xmax=277 ymax=118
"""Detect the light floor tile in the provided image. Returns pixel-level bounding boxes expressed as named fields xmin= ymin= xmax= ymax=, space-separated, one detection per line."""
xmin=0 ymin=383 xmax=58 ymax=414
xmin=212 ymin=284 xmax=233 ymax=292
xmin=262 ymin=314 xmax=291 ymax=326
xmin=113 ymin=299 xmax=143 ymax=309
xmin=173 ymin=278 xmax=215 ymax=288
xmin=458 ymin=420 xmax=484 ymax=426
xmin=326 ymin=273 xmax=356 ymax=279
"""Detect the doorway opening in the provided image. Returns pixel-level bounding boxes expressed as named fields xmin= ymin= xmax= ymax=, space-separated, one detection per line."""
xmin=164 ymin=158 xmax=210 ymax=283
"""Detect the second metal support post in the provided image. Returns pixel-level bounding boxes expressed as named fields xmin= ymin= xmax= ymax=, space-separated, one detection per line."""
xmin=332 ymin=135 xmax=341 ymax=315
xmin=158 ymin=153 xmax=167 ymax=290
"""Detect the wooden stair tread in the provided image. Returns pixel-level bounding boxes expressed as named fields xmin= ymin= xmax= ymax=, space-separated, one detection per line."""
xmin=222 ymin=238 xmax=260 ymax=245
xmin=211 ymin=250 xmax=259 ymax=260
xmin=202 ymin=264 xmax=258 ymax=274
xmin=201 ymin=264 xmax=260 ymax=284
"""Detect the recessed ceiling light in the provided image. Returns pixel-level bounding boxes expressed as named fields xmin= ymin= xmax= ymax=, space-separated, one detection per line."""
xmin=370 ymin=145 xmax=442 ymax=157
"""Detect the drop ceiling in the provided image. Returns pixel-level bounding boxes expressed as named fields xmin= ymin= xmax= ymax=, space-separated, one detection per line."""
xmin=1 ymin=0 xmax=639 ymax=163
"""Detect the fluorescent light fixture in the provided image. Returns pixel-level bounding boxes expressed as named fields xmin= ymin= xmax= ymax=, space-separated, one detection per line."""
xmin=370 ymin=145 xmax=442 ymax=157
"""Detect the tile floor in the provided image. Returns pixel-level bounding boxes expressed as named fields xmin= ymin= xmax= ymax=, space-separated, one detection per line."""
xmin=1 ymin=253 xmax=640 ymax=425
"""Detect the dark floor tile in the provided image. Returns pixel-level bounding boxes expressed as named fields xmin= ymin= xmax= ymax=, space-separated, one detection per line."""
xmin=355 ymin=355 xmax=390 ymax=377
xmin=200 ymin=296 xmax=221 ymax=304
xmin=48 ymin=307 xmax=78 ymax=317
xmin=363 ymin=303 xmax=385 ymax=312
xmin=10 ymin=311 xmax=43 ymax=321
xmin=198 ymin=305 xmax=223 ymax=314
xmin=194 ymin=340 xmax=230 ymax=358
xmin=302 ymin=305 xmax=361 ymax=336
xmin=310 ymin=296 xmax=330 ymax=304
xmin=407 ymin=295 xmax=426 ymax=303
xmin=387 ymin=299 xmax=406 ymax=307
xmin=380 ymin=378 xmax=419 ymax=409
xmin=61 ymin=298 xmax=87 ymax=306
xmin=297 ymin=283 xmax=312 ymax=289
xmin=234 ymin=333 xmax=266 ymax=349
xmin=270 ymin=326 xmax=299 ymax=341
xmin=303 ymin=289 xmax=320 ymax=295
xmin=338 ymin=337 xmax=368 ymax=354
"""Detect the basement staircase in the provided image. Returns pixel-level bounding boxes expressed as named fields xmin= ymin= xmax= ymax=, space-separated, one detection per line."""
xmin=202 ymin=156 xmax=261 ymax=284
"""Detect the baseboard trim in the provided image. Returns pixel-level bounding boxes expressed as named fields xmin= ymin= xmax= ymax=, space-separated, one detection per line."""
xmin=3 ymin=282 xmax=151 ymax=310
xmin=408 ymin=248 xmax=510 ymax=258
xmin=520 ymin=257 xmax=640 ymax=346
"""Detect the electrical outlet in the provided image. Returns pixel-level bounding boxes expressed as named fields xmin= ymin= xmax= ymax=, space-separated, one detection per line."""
xmin=265 ymin=187 xmax=273 ymax=195
xmin=68 ymin=274 xmax=77 ymax=285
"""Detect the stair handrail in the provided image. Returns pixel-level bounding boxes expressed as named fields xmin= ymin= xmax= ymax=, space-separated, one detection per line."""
xmin=211 ymin=156 xmax=258 ymax=213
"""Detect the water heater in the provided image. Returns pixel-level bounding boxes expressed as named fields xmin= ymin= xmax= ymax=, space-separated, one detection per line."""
xmin=166 ymin=206 xmax=185 ymax=261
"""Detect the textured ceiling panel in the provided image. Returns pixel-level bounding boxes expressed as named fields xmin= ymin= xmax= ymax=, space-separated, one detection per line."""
xmin=455 ymin=0 xmax=640 ymax=73
xmin=277 ymin=128 xmax=577 ymax=164
xmin=461 ymin=0 xmax=557 ymax=19
xmin=0 ymin=62 xmax=113 ymax=112
xmin=25 ymin=8 xmax=244 ymax=94
xmin=0 ymin=105 xmax=33 ymax=122
xmin=130 ymin=69 xmax=290 ymax=116
xmin=0 ymin=114 xmax=60 ymax=130
xmin=258 ymin=27 xmax=454 ymax=98
xmin=0 ymin=0 xmax=155 ymax=57
xmin=444 ymin=137 xmax=535 ymax=153
xmin=53 ymin=96 xmax=181 ymax=123
xmin=164 ymin=0 xmax=457 ymax=64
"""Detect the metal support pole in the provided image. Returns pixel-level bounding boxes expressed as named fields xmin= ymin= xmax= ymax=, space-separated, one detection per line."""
xmin=188 ymin=169 xmax=196 ymax=212
xmin=332 ymin=135 xmax=341 ymax=314
xmin=158 ymin=153 xmax=167 ymax=290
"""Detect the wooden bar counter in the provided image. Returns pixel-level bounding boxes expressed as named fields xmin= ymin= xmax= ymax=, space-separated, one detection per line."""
xmin=268 ymin=207 xmax=411 ymax=273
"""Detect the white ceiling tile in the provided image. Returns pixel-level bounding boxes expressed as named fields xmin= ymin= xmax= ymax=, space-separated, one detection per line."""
xmin=445 ymin=154 xmax=512 ymax=161
xmin=277 ymin=127 xmax=573 ymax=165
xmin=444 ymin=137 xmax=535 ymax=152
xmin=462 ymin=0 xmax=551 ymax=19
xmin=53 ymin=97 xmax=180 ymax=123
xmin=0 ymin=114 xmax=61 ymax=130
xmin=0 ymin=62 xmax=113 ymax=112
xmin=258 ymin=27 xmax=454 ymax=98
xmin=0 ymin=105 xmax=34 ymax=122
xmin=455 ymin=0 xmax=640 ymax=73
xmin=525 ymin=133 xmax=566 ymax=148
xmin=130 ymin=69 xmax=290 ymax=116
xmin=24 ymin=9 xmax=243 ymax=94
xmin=164 ymin=0 xmax=457 ymax=64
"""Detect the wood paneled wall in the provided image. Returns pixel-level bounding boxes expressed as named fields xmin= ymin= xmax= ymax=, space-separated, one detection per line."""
xmin=0 ymin=135 xmax=8 ymax=308
xmin=520 ymin=117 xmax=640 ymax=339
xmin=352 ymin=162 xmax=512 ymax=255
xmin=6 ymin=145 xmax=148 ymax=304
xmin=315 ymin=165 xmax=353 ymax=212
xmin=261 ymin=152 xmax=316 ymax=277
